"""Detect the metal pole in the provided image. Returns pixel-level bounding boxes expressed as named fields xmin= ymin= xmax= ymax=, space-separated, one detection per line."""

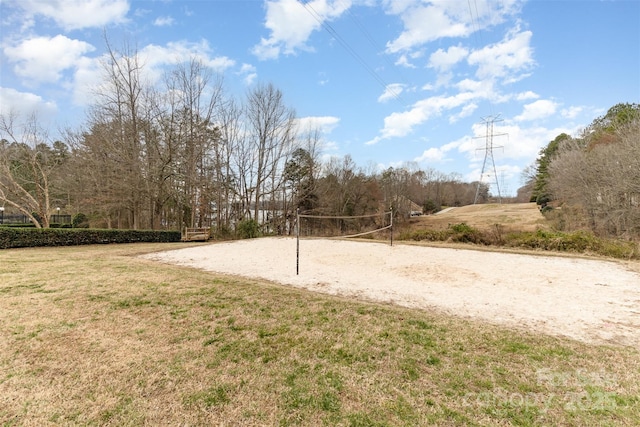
xmin=390 ymin=208 xmax=393 ymax=247
xmin=296 ymin=208 xmax=300 ymax=275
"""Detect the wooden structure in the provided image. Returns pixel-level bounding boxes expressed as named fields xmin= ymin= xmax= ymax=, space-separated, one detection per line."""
xmin=182 ymin=227 xmax=211 ymax=242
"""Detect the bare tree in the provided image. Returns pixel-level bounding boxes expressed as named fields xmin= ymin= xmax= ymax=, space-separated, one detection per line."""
xmin=163 ymin=58 xmax=224 ymax=229
xmin=319 ymin=155 xmax=376 ymax=216
xmin=213 ymin=97 xmax=244 ymax=234
xmin=81 ymin=37 xmax=149 ymax=229
xmin=548 ymin=116 xmax=640 ymax=238
xmin=379 ymin=166 xmax=411 ymax=217
xmin=76 ymin=40 xmax=226 ymax=231
xmin=244 ymin=83 xmax=296 ymax=222
xmin=0 ymin=113 xmax=66 ymax=227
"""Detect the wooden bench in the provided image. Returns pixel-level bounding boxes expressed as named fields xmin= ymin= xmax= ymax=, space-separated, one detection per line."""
xmin=182 ymin=227 xmax=211 ymax=241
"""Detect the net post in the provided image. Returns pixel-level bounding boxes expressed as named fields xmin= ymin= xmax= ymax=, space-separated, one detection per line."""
xmin=390 ymin=207 xmax=393 ymax=246
xmin=296 ymin=208 xmax=300 ymax=275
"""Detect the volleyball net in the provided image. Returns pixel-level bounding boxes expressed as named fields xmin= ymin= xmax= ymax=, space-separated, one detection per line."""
xmin=295 ymin=209 xmax=393 ymax=275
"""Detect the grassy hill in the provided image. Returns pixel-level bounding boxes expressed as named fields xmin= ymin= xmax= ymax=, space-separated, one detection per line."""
xmin=408 ymin=202 xmax=547 ymax=233
xmin=397 ymin=202 xmax=639 ymax=260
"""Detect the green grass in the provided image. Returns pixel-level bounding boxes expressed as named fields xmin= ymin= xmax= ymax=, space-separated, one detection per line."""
xmin=0 ymin=243 xmax=638 ymax=426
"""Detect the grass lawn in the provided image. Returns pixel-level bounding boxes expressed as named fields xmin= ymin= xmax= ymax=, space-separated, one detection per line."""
xmin=1 ymin=243 xmax=638 ymax=426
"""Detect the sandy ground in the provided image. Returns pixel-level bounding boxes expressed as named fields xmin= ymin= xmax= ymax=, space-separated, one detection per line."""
xmin=142 ymin=238 xmax=640 ymax=348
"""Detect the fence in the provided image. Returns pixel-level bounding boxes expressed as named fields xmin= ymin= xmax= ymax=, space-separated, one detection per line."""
xmin=1 ymin=214 xmax=31 ymax=225
xmin=0 ymin=214 xmax=72 ymax=225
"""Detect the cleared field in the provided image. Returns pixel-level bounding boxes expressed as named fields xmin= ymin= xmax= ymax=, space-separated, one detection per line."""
xmin=1 ymin=242 xmax=639 ymax=426
xmin=410 ymin=202 xmax=547 ymax=232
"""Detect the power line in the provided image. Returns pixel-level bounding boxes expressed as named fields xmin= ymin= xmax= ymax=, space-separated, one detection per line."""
xmin=297 ymin=0 xmax=404 ymax=104
xmin=467 ymin=0 xmax=497 ymax=117
xmin=341 ymin=1 xmax=411 ymax=99
xmin=473 ymin=114 xmax=508 ymax=204
xmin=468 ymin=0 xmax=508 ymax=201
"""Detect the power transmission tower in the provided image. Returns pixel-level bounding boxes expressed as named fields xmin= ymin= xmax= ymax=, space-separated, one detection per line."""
xmin=474 ymin=115 xmax=508 ymax=204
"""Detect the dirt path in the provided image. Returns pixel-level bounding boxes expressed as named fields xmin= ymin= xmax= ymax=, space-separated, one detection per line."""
xmin=143 ymin=238 xmax=640 ymax=348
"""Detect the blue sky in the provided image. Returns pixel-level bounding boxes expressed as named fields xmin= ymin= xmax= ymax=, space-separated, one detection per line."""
xmin=1 ymin=0 xmax=639 ymax=196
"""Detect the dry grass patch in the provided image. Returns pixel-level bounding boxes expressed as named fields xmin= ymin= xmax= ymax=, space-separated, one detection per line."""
xmin=1 ymin=243 xmax=639 ymax=426
xmin=409 ymin=203 xmax=548 ymax=233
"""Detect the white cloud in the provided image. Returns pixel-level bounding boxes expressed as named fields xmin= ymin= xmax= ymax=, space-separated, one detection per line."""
xmin=115 ymin=41 xmax=236 ymax=101
xmin=72 ymin=56 xmax=102 ymax=106
xmin=410 ymin=120 xmax=580 ymax=195
xmin=134 ymin=8 xmax=151 ymax=18
xmin=415 ymin=147 xmax=446 ymax=162
xmin=449 ymin=102 xmax=478 ymax=123
xmin=153 ymin=16 xmax=175 ymax=27
xmin=378 ymin=83 xmax=405 ymax=103
xmin=365 ymin=136 xmax=383 ymax=146
xmin=455 ymin=78 xmax=493 ymax=97
xmin=17 ymin=0 xmax=129 ymax=31
xmin=413 ymin=140 xmax=460 ymax=163
xmin=385 ymin=2 xmax=470 ymax=53
xmin=514 ymin=99 xmax=558 ymax=122
xmin=3 ymin=35 xmax=95 ymax=84
xmin=375 ymin=93 xmax=470 ymax=140
xmin=378 ymin=108 xmax=425 ymax=139
xmin=369 ymin=80 xmax=500 ymax=145
xmin=458 ymin=122 xmax=577 ymax=164
xmin=428 ymin=45 xmax=469 ymax=72
xmin=516 ymin=91 xmax=539 ymax=101
xmin=467 ymin=28 xmax=535 ymax=82
xmin=297 ymin=116 xmax=341 ymax=156
xmin=561 ymin=106 xmax=583 ymax=119
xmin=69 ymin=40 xmax=236 ymax=107
xmin=369 ymin=25 xmax=538 ymax=146
xmin=206 ymin=55 xmax=237 ymax=72
xmin=385 ymin=0 xmax=523 ymax=53
xmin=464 ymin=163 xmax=522 ymax=191
xmin=0 ymin=87 xmax=58 ymax=119
xmin=252 ymin=0 xmax=352 ymax=60
xmin=296 ymin=116 xmax=340 ymax=134
xmin=374 ymin=4 xmax=534 ymax=150
xmin=252 ymin=40 xmax=282 ymax=61
xmin=239 ymin=63 xmax=257 ymax=86
xmin=394 ymin=54 xmax=416 ymax=68
xmin=140 ymin=40 xmax=235 ymax=80
xmin=421 ymin=82 xmax=435 ymax=91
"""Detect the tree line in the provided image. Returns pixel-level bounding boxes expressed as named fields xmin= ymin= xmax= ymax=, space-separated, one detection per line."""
xmin=1 ymin=42 xmax=488 ymax=233
xmin=523 ymin=103 xmax=640 ymax=239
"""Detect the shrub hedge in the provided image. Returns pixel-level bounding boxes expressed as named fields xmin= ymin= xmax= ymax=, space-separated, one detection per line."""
xmin=504 ymin=229 xmax=639 ymax=258
xmin=398 ymin=223 xmax=491 ymax=245
xmin=398 ymin=223 xmax=639 ymax=260
xmin=236 ymin=219 xmax=260 ymax=239
xmin=0 ymin=228 xmax=181 ymax=249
